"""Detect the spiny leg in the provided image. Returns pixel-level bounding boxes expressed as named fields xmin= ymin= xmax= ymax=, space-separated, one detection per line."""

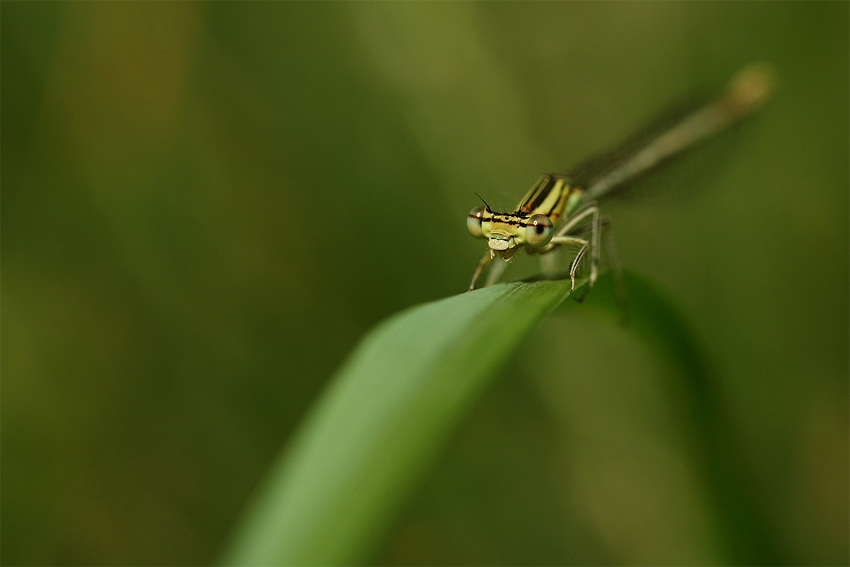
xmin=552 ymin=214 xmax=629 ymax=314
xmin=548 ymin=235 xmax=589 ymax=292
xmin=554 ymin=201 xmax=598 ymax=237
xmin=468 ymin=251 xmax=493 ymax=291
xmin=569 ymin=242 xmax=590 ymax=296
xmin=572 ymin=204 xmax=600 ymax=303
xmin=577 ymin=203 xmax=601 ymax=293
xmin=553 ymin=200 xmax=600 ymax=298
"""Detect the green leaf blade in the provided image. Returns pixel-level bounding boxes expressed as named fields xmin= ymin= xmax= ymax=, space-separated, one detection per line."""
xmin=222 ymin=280 xmax=573 ymax=566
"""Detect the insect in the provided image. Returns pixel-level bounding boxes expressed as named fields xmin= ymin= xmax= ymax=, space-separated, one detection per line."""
xmin=467 ymin=64 xmax=775 ymax=296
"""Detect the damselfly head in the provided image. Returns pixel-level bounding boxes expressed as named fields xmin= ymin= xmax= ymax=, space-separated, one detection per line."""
xmin=469 ymin=198 xmax=553 ymax=252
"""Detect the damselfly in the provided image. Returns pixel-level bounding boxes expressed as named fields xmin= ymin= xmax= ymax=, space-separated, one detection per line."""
xmin=467 ymin=64 xmax=775 ymax=297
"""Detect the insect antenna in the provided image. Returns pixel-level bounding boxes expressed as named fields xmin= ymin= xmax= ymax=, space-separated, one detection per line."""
xmin=474 ymin=192 xmax=493 ymax=212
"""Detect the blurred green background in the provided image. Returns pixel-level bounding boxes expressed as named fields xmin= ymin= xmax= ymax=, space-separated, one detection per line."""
xmin=3 ymin=2 xmax=848 ymax=565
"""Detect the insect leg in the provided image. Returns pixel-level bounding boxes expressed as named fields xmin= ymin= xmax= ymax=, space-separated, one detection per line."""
xmin=549 ymin=235 xmax=589 ymax=292
xmin=468 ymin=251 xmax=493 ymax=291
xmin=552 ymin=200 xmax=600 ymax=295
xmin=570 ymin=203 xmax=600 ymax=302
xmin=555 ymin=201 xmax=598 ymax=236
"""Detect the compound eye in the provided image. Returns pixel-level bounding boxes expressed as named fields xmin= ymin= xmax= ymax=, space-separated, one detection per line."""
xmin=467 ymin=206 xmax=486 ymax=238
xmin=525 ymin=214 xmax=554 ymax=247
